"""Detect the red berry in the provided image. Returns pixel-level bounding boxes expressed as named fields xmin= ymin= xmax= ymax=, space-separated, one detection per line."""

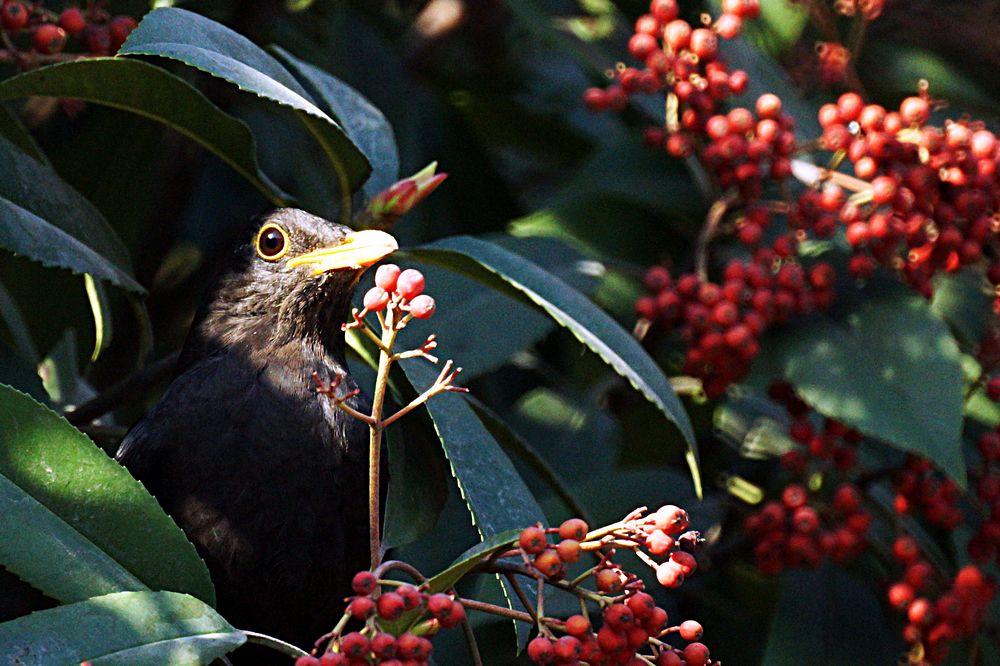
xmin=375 ymin=263 xmax=401 ymax=291
xmin=82 ymin=25 xmax=111 ymax=55
xmin=441 ymin=600 xmax=465 ymax=628
xmin=559 ymin=517 xmax=589 ymax=540
xmin=296 ymin=657 xmax=321 ymax=666
xmin=33 ymin=24 xmax=67 ymax=55
xmin=656 ymin=562 xmax=685 ymax=588
xmin=339 ymin=632 xmax=369 ymax=659
xmin=59 ymin=7 xmax=86 ymax=35
xmin=348 ymin=596 xmax=374 ymax=620
xmin=370 ymin=633 xmax=397 ymax=658
xmin=376 ymin=591 xmax=406 ymax=620
xmin=650 ymin=0 xmax=679 ymax=22
xmin=888 ymin=582 xmax=915 ymax=610
xmin=556 ymin=539 xmax=581 ymax=563
xmin=527 ymin=636 xmax=555 ymax=664
xmin=364 ymin=286 xmax=389 ymax=311
xmin=645 ymin=529 xmax=674 ymax=555
xmin=352 ymin=571 xmax=376 ymax=595
xmin=395 ymin=268 xmax=425 ymax=299
xmin=603 ymin=603 xmax=635 ymax=631
xmin=669 ymin=550 xmax=697 ymax=575
xmin=108 ymin=15 xmax=138 ymax=51
xmin=534 ymin=548 xmax=563 ymax=577
xmin=1 ymin=1 xmax=28 ymax=32
xmin=408 ymin=294 xmax=436 ymax=319
xmin=679 ymin=619 xmax=704 ymax=640
xmin=899 ymin=96 xmax=930 ymax=125
xmin=565 ymin=614 xmax=591 ymax=637
xmin=595 ymin=568 xmax=624 ymax=593
xmin=683 ymin=642 xmax=711 ymax=666
xmin=318 ymin=653 xmax=346 ymax=666
xmin=689 ymin=28 xmax=718 ymax=60
xmin=554 ymin=635 xmax=582 ymax=660
xmin=519 ymin=525 xmax=548 ymax=554
xmin=892 ymin=535 xmax=920 ymax=565
xmin=756 ymin=93 xmax=782 ymax=120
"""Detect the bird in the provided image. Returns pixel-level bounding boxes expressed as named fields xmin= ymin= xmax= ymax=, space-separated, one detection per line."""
xmin=116 ymin=208 xmax=397 ymax=660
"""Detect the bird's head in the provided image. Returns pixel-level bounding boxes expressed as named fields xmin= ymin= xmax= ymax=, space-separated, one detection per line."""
xmin=190 ymin=208 xmax=398 ymax=358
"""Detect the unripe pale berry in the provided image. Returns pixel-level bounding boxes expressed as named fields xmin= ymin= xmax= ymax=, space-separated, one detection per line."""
xmin=364 ymin=286 xmax=389 ymax=311
xmin=375 ymin=263 xmax=401 ymax=291
xmin=396 ymin=268 xmax=425 ymax=299
xmin=408 ymin=294 xmax=436 ymax=319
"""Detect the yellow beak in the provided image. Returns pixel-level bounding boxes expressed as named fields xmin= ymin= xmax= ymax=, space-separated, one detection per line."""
xmin=286 ymin=229 xmax=398 ymax=275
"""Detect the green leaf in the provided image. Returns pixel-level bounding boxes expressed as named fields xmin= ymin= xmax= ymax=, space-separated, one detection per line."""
xmin=0 ymin=58 xmax=288 ymax=205
xmin=425 ymin=529 xmax=520 ymax=593
xmin=761 ymin=565 xmax=900 ymax=665
xmin=400 ymin=361 xmax=545 ymax=538
xmin=0 ymin=472 xmax=146 ymax=603
xmin=0 ymin=134 xmax=143 ymax=294
xmin=272 ymin=46 xmax=399 ymax=198
xmin=0 ymin=104 xmax=47 ymax=164
xmin=0 ymin=590 xmax=243 ymax=665
xmin=747 ymin=279 xmax=966 ymax=486
xmin=0 ymin=384 xmax=215 ymax=605
xmin=930 ymin=271 xmax=993 ymax=347
xmin=405 ymin=236 xmax=699 ymax=486
xmin=393 ymin=236 xmax=597 ymax=380
xmin=0 ymin=277 xmax=38 ymax=365
xmin=119 ymin=8 xmax=371 ymax=197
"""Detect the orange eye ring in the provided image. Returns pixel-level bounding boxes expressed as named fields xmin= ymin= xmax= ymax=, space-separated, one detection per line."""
xmin=256 ymin=223 xmax=289 ymax=261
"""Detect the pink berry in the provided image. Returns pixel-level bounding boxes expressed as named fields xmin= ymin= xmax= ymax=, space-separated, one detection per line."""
xmin=408 ymin=294 xmax=436 ymax=319
xmin=363 ymin=286 xmax=389 ymax=311
xmin=396 ymin=268 xmax=425 ymax=299
xmin=375 ymin=263 xmax=401 ymax=291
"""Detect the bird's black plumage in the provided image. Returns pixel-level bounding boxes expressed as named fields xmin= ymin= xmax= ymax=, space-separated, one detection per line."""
xmin=117 ymin=209 xmax=395 ymax=659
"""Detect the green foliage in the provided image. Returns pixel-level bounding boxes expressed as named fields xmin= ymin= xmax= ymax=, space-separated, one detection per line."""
xmin=0 ymin=591 xmax=243 ymax=665
xmin=749 ymin=279 xmax=967 ymax=486
xmin=0 ymin=384 xmax=214 ymax=604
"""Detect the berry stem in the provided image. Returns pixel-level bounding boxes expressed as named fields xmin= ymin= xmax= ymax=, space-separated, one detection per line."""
xmin=457 ymin=596 xmax=535 ymax=623
xmin=695 ymin=192 xmax=739 ymax=281
xmin=368 ymin=319 xmax=399 ymax=569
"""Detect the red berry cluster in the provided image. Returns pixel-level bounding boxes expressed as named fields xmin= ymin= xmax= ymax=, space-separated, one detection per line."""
xmin=296 ymin=572 xmax=465 ymax=666
xmin=0 ymin=1 xmax=136 ymax=61
xmin=516 ymin=512 xmax=712 ymax=665
xmin=584 ymin=0 xmax=756 ymax=113
xmin=887 ymin=537 xmax=996 ymax=664
xmin=966 ymin=421 xmax=1000 ymax=563
xmin=890 ymin=456 xmax=962 ymax=530
xmin=362 ymin=265 xmax=436 ymax=320
xmin=636 ymin=254 xmax=834 ymax=398
xmin=814 ymin=92 xmax=1000 ymax=299
xmin=743 ymin=481 xmax=869 ymax=575
xmin=527 ymin=604 xmax=712 ymax=666
xmin=767 ymin=380 xmax=862 ymax=475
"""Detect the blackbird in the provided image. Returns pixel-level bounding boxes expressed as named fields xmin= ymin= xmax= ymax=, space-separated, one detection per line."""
xmin=116 ymin=208 xmax=397 ymax=658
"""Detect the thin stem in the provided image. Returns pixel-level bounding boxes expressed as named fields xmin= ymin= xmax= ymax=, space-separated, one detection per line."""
xmin=66 ymin=351 xmax=180 ymax=425
xmin=695 ymin=192 xmax=739 ymax=281
xmin=373 ymin=559 xmax=428 ymax=583
xmin=242 ymin=631 xmax=309 ymax=658
xmin=503 ymin=572 xmax=537 ymax=623
xmin=460 ymin=612 xmax=484 ymax=666
xmin=368 ymin=323 xmax=399 ymax=568
xmin=457 ymin=597 xmax=534 ymax=624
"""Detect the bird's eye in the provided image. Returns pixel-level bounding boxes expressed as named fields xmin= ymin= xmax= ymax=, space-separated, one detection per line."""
xmin=256 ymin=224 xmax=289 ymax=261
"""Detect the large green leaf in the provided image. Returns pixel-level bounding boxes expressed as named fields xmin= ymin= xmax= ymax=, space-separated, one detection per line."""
xmin=0 ymin=58 xmax=287 ymax=205
xmin=405 ymin=236 xmax=699 ymax=485
xmin=0 ymin=590 xmax=243 ymax=665
xmin=273 ymin=47 xmax=399 ymax=198
xmin=0 ymin=384 xmax=215 ymax=605
xmin=0 ymin=135 xmax=143 ymax=293
xmin=400 ymin=361 xmax=545 ymax=538
xmin=747 ymin=279 xmax=966 ymax=486
xmin=119 ymin=7 xmax=371 ymax=197
xmin=0 ymin=473 xmax=145 ymax=603
xmin=761 ymin=566 xmax=900 ymax=666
